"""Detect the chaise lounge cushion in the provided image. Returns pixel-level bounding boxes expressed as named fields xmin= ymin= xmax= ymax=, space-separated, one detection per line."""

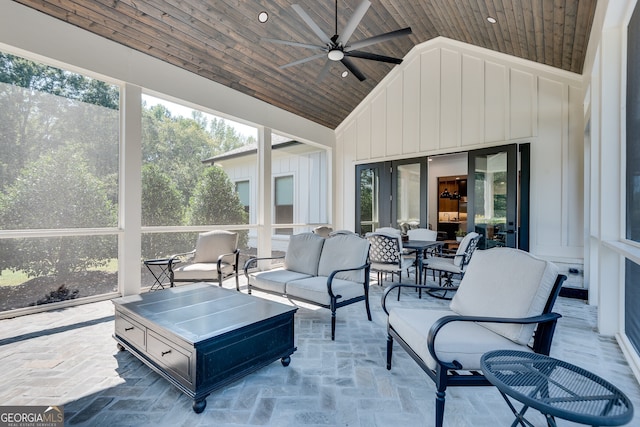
xmin=449 ymin=248 xmax=559 ymax=345
xmin=389 ymin=307 xmax=532 ymax=370
xmin=284 ymin=232 xmax=325 ymax=276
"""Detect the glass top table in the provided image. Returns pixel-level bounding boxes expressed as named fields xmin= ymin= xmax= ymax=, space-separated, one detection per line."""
xmin=481 ymin=350 xmax=634 ymax=427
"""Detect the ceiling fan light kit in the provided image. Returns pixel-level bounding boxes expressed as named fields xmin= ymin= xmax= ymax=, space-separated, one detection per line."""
xmin=264 ymin=0 xmax=411 ymax=81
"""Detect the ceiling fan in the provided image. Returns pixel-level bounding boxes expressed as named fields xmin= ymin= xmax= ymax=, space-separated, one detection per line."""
xmin=263 ymin=0 xmax=412 ymax=81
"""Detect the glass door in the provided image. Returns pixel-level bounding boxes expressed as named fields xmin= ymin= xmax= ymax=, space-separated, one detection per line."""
xmin=392 ymin=159 xmax=427 ymax=233
xmin=355 ymin=163 xmax=389 ymax=235
xmin=468 ymin=145 xmax=520 ymax=249
xmin=355 ymin=158 xmax=427 ymax=236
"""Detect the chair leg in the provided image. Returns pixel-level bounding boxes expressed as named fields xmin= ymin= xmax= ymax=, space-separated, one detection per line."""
xmin=364 ymin=286 xmax=372 ymax=321
xmin=386 ymin=334 xmax=393 ymax=370
xmin=434 ymin=367 xmax=448 ymax=427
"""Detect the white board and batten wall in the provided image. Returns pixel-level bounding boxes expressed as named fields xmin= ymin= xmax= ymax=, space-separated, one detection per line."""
xmin=335 ymin=37 xmax=585 ymax=286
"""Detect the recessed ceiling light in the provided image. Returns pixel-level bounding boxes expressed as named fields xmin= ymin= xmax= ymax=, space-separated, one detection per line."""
xmin=258 ymin=11 xmax=269 ymax=23
xmin=341 ymin=71 xmax=349 ymax=78
xmin=487 ymin=16 xmax=497 ymax=24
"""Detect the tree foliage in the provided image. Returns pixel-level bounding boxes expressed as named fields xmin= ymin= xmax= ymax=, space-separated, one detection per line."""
xmin=187 ymin=166 xmax=249 ymax=248
xmin=0 ymin=148 xmax=116 ymax=277
xmin=0 ymin=51 xmax=253 ymax=280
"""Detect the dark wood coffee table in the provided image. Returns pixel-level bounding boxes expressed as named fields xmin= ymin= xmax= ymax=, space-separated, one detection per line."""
xmin=112 ymin=282 xmax=297 ymax=413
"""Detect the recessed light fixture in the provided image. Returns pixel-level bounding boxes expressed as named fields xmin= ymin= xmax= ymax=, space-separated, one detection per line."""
xmin=487 ymin=16 xmax=497 ymax=24
xmin=341 ymin=71 xmax=349 ymax=78
xmin=258 ymin=11 xmax=269 ymax=23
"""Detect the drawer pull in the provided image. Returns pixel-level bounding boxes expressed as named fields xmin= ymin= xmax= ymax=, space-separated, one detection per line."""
xmin=161 ymin=350 xmax=172 ymax=356
xmin=124 ymin=327 xmax=134 ymax=331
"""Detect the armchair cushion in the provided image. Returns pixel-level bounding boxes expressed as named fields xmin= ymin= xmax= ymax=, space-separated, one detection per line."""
xmin=449 ymin=248 xmax=559 ymax=345
xmin=284 ymin=232 xmax=325 ymax=276
xmin=193 ymin=230 xmax=238 ymax=263
xmin=317 ymin=233 xmax=370 ymax=283
xmin=172 ymin=262 xmax=232 ymax=281
xmin=389 ymin=307 xmax=531 ymax=370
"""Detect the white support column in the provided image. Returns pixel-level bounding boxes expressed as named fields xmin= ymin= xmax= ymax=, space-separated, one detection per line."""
xmin=257 ymin=127 xmax=272 ymax=268
xmin=119 ymin=83 xmax=142 ymax=296
xmin=597 ymin=27 xmax=624 ymax=335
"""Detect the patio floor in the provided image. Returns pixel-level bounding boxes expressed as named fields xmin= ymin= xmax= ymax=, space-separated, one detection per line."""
xmin=1 ymin=275 xmax=639 ymax=427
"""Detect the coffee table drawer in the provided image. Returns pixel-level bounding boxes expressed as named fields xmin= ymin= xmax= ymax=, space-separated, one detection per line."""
xmin=147 ymin=330 xmax=192 ymax=382
xmin=115 ymin=313 xmax=146 ymax=349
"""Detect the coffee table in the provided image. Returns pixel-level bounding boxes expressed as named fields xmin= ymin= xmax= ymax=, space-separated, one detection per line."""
xmin=481 ymin=350 xmax=634 ymax=427
xmin=112 ymin=283 xmax=297 ymax=413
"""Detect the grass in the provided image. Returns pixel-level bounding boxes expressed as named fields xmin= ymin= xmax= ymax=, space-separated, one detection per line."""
xmin=0 ymin=259 xmax=119 ymax=287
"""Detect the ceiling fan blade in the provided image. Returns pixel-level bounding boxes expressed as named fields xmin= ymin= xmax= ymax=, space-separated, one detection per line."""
xmin=340 ymin=57 xmax=366 ymax=81
xmin=345 ymin=27 xmax=412 ymax=51
xmin=292 ymin=4 xmax=332 ymax=45
xmin=280 ymin=52 xmax=327 ymax=69
xmin=262 ymin=38 xmax=324 ymax=51
xmin=346 ymin=50 xmax=403 ymax=64
xmin=317 ymin=60 xmax=332 ymax=83
xmin=336 ymin=0 xmax=371 ymax=46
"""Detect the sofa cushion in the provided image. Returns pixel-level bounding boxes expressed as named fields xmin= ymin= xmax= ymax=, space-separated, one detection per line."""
xmin=389 ymin=307 xmax=532 ymax=371
xmin=249 ymin=268 xmax=312 ymax=294
xmin=449 ymin=247 xmax=559 ymax=345
xmin=193 ymin=230 xmax=238 ymax=263
xmin=284 ymin=233 xmax=325 ymax=276
xmin=317 ymin=234 xmax=370 ymax=283
xmin=285 ymin=276 xmax=365 ymax=306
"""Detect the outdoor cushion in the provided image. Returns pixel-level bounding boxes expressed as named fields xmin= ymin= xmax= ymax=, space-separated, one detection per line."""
xmin=317 ymin=233 xmax=370 ymax=283
xmin=193 ymin=230 xmax=238 ymax=263
xmin=285 ymin=276 xmax=365 ymax=306
xmin=284 ymin=232 xmax=325 ymax=276
xmin=449 ymin=247 xmax=559 ymax=345
xmin=250 ymin=268 xmax=312 ymax=294
xmin=172 ymin=262 xmax=232 ymax=280
xmin=389 ymin=307 xmax=532 ymax=371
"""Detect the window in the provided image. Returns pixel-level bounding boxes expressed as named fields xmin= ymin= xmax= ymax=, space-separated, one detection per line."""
xmin=0 ymin=51 xmax=120 ymax=311
xmin=140 ymin=95 xmax=255 ymax=278
xmin=236 ymin=180 xmax=250 ymax=215
xmin=275 ymin=175 xmax=294 ymax=235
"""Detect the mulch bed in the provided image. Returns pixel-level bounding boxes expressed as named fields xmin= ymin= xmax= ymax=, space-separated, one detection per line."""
xmin=0 ymin=270 xmax=118 ymax=312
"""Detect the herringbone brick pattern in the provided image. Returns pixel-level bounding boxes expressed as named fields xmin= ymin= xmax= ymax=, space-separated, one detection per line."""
xmin=0 ymin=275 xmax=639 ymax=427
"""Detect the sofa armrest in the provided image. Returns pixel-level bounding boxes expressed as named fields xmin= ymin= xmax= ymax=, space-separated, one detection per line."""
xmin=326 ymin=262 xmax=371 ymax=298
xmin=426 ymin=312 xmax=562 ymax=370
xmin=243 ymin=255 xmax=285 ymax=279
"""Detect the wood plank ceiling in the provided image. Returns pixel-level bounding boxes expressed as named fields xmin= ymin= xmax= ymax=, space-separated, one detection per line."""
xmin=12 ymin=0 xmax=597 ymax=129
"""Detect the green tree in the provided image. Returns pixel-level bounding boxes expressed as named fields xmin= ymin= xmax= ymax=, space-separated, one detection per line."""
xmin=0 ymin=148 xmax=116 ymax=277
xmin=187 ymin=166 xmax=249 ymax=248
xmin=0 ymin=52 xmax=119 ymax=193
xmin=141 ymin=164 xmax=188 ymax=258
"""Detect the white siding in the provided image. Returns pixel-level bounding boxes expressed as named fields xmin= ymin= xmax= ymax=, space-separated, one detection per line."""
xmin=336 ymin=37 xmax=584 ymax=264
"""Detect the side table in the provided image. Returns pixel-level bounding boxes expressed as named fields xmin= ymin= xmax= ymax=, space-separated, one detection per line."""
xmin=481 ymin=350 xmax=633 ymax=427
xmin=143 ymin=258 xmax=179 ymax=290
